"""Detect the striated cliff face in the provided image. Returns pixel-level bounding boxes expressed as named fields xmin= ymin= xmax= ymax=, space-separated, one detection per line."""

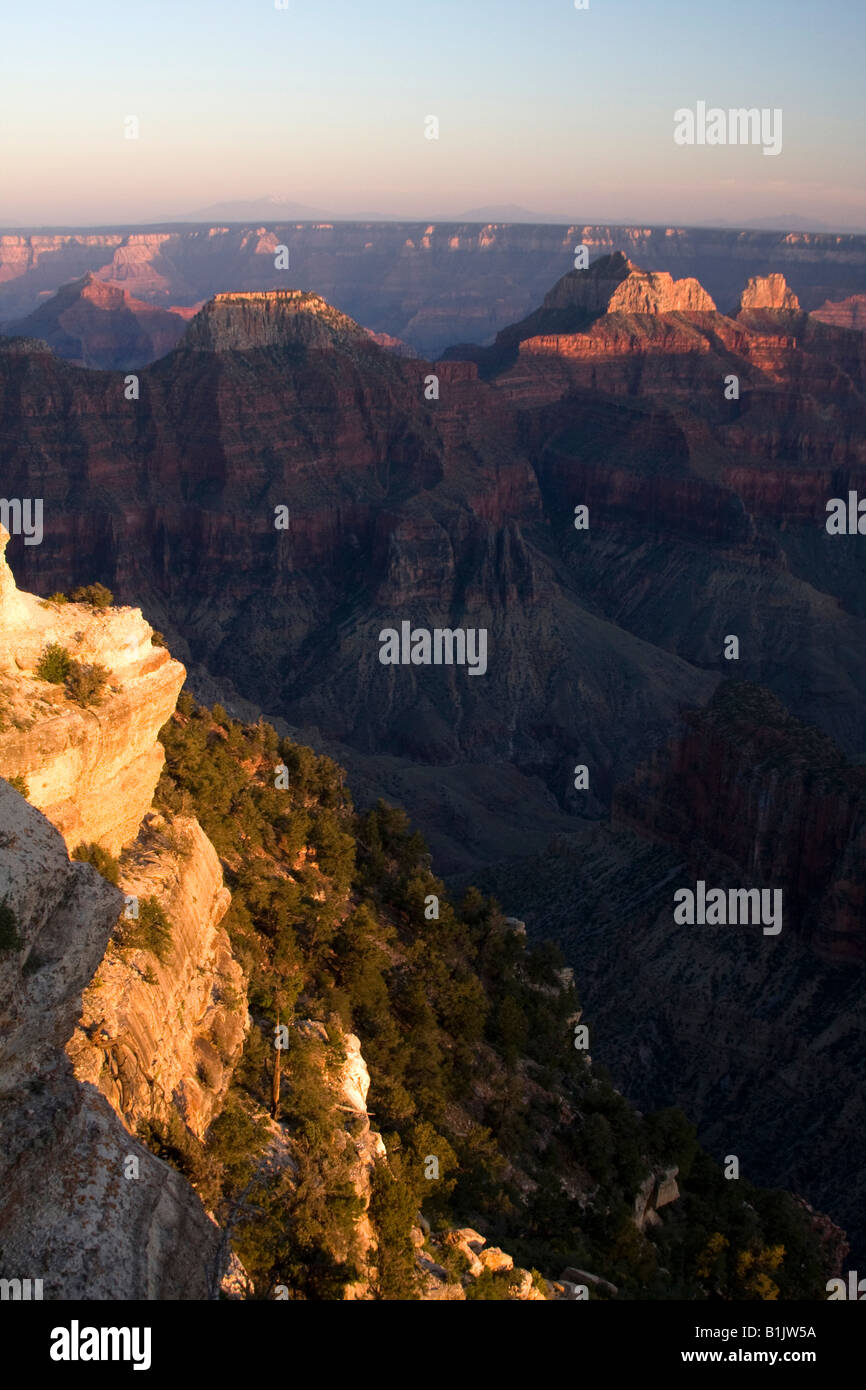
xmin=613 ymin=682 xmax=866 ymax=965
xmin=480 ymin=678 xmax=866 ymax=1264
xmin=67 ymin=812 xmax=246 ymax=1140
xmin=1 ymin=222 xmax=864 ymax=356
xmin=811 ymin=293 xmax=866 ymax=329
xmin=183 ymin=289 xmax=372 ymax=353
xmin=543 ymin=254 xmax=716 ymax=315
xmin=736 ymin=272 xmax=801 ymax=314
xmin=0 ymin=780 xmax=229 ymax=1298
xmin=0 ymin=526 xmax=185 ymax=856
xmin=2 ymin=254 xmax=866 ymax=873
xmin=2 ymin=273 xmax=188 ymax=369
xmin=0 ymin=537 xmax=251 ymax=1297
xmin=456 ymin=252 xmax=718 ymax=374
xmin=0 ymin=531 xmax=248 ymax=1137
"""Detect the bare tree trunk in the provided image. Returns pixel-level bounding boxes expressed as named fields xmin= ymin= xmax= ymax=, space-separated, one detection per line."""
xmin=271 ymin=1008 xmax=281 ymax=1118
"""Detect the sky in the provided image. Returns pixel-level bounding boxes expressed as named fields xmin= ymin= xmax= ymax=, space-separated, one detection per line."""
xmin=0 ymin=0 xmax=863 ymax=229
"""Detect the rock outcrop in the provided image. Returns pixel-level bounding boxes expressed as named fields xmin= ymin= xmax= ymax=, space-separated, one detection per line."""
xmin=0 ymin=535 xmax=247 ymax=1297
xmin=2 ymin=273 xmax=188 ymax=369
xmin=0 ymin=780 xmax=228 ymax=1298
xmin=414 ymin=1223 xmax=551 ymax=1300
xmin=67 ymin=812 xmax=247 ymax=1140
xmin=334 ymin=1028 xmax=388 ymax=1298
xmin=613 ymin=682 xmax=866 ymax=964
xmin=634 ymin=1167 xmax=680 ymax=1231
xmin=182 ymin=290 xmax=373 ymax=354
xmin=810 ymin=294 xmax=866 ymax=330
xmin=1 ymin=223 xmax=863 ymax=356
xmin=545 ymin=254 xmax=716 ymax=315
xmin=736 ymin=273 xmax=801 ymax=314
xmin=267 ymin=1019 xmax=386 ymax=1300
xmin=0 ymin=526 xmax=185 ymax=856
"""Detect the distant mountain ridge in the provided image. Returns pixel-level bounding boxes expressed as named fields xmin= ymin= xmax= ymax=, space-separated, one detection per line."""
xmin=3 ymin=255 xmax=866 ymax=1273
xmin=1 ymin=271 xmax=190 ymax=368
xmin=1 ymin=222 xmax=865 ymax=357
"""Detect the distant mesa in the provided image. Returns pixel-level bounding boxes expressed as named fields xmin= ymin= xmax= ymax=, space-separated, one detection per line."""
xmin=0 ymin=223 xmax=864 ymax=358
xmin=440 ymin=257 xmax=826 ymax=376
xmin=442 ymin=252 xmax=719 ymax=371
xmin=175 ymin=197 xmax=329 ymax=223
xmin=181 ymin=289 xmax=379 ymax=354
xmin=810 ymin=293 xmax=866 ymax=330
xmin=0 ymin=271 xmax=188 ymax=369
xmin=735 ymin=273 xmax=801 ymax=315
xmin=544 ymin=252 xmax=717 ymax=316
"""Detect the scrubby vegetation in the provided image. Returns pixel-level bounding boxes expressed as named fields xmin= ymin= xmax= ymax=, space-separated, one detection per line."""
xmin=63 ymin=660 xmax=108 ymax=707
xmin=71 ymin=842 xmax=121 ymax=885
xmin=36 ymin=642 xmax=72 ymax=684
xmin=120 ymin=896 xmax=173 ymax=965
xmin=143 ymin=697 xmax=837 ymax=1301
xmin=47 ymin=582 xmax=114 ymax=609
xmin=34 ymin=643 xmax=108 ymax=707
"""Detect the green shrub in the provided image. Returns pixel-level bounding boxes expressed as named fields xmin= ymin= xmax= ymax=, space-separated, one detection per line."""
xmin=70 ymin=582 xmax=114 ymax=608
xmin=151 ymin=630 xmax=166 ymax=648
xmin=46 ymin=592 xmax=69 ymax=605
xmin=122 ymin=896 xmax=173 ymax=964
xmin=36 ymin=642 xmax=72 ymax=684
xmin=71 ymin=842 xmax=121 ymax=885
xmin=148 ymin=693 xmax=834 ymax=1302
xmin=64 ymin=660 xmax=109 ymax=707
xmin=6 ymin=773 xmax=28 ymax=797
xmin=464 ymin=1268 xmax=513 ymax=1300
xmin=368 ymin=1155 xmax=419 ymax=1299
xmin=0 ymin=898 xmax=23 ymax=952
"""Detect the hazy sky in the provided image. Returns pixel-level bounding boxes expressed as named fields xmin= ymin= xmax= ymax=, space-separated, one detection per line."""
xmin=1 ymin=0 xmax=863 ymax=228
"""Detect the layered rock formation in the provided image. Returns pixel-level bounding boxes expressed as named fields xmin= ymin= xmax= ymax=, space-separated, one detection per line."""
xmin=2 ymin=254 xmax=866 ymax=874
xmin=0 ymin=533 xmax=248 ymax=1297
xmin=736 ymin=273 xmax=801 ymax=313
xmin=2 ymin=273 xmax=189 ymax=369
xmin=545 ymin=253 xmax=716 ymax=315
xmin=1 ymin=222 xmax=864 ymax=356
xmin=0 ymin=779 xmax=228 ymax=1298
xmin=811 ymin=294 xmax=866 ymax=329
xmin=184 ymin=289 xmax=372 ymax=353
xmin=613 ymin=682 xmax=866 ymax=964
xmin=67 ymin=813 xmax=246 ymax=1139
xmin=0 ymin=526 xmax=185 ymax=855
xmin=479 ymin=683 xmax=866 ymax=1264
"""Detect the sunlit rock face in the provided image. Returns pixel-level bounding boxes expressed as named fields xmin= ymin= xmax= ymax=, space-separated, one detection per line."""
xmin=0 ymin=541 xmax=247 ymax=1297
xmin=0 ymin=524 xmax=185 ymax=856
xmin=0 ymin=779 xmax=228 ymax=1299
xmin=67 ymin=812 xmax=246 ymax=1142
